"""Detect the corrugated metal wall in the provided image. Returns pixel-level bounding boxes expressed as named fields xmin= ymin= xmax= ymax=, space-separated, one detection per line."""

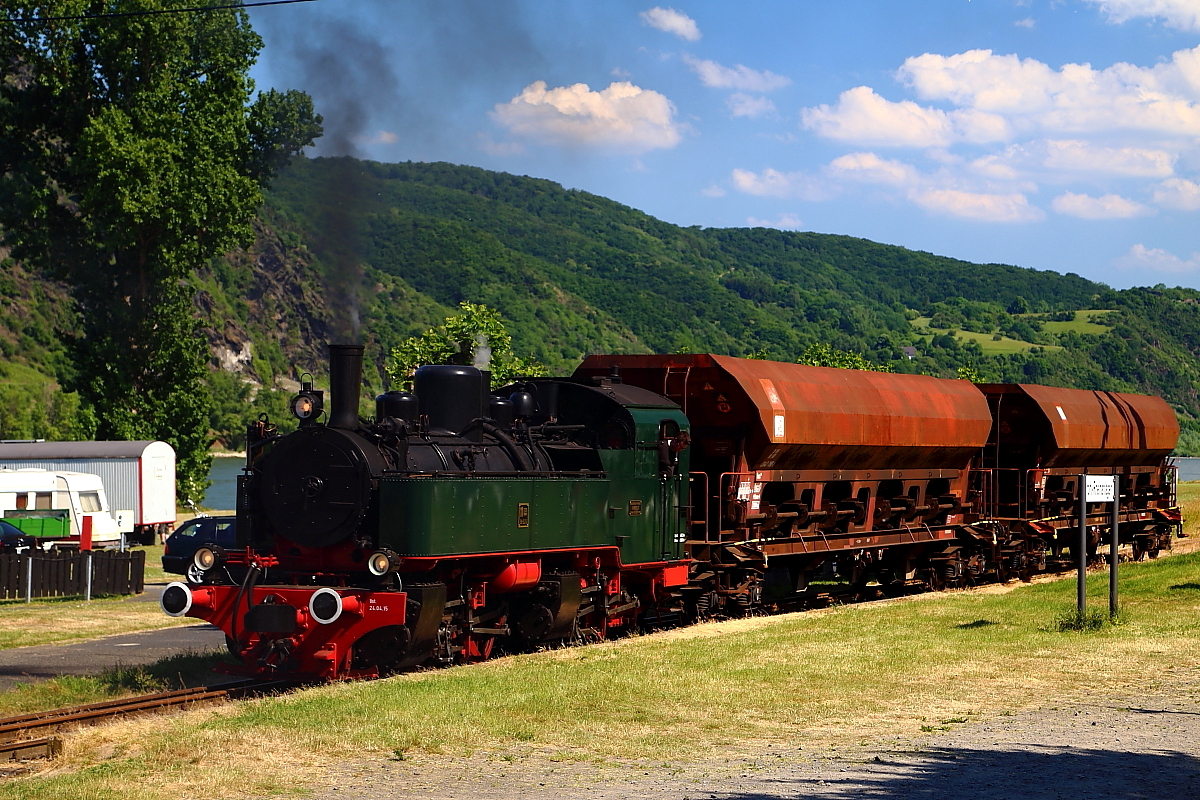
xmin=0 ymin=459 xmax=139 ymax=516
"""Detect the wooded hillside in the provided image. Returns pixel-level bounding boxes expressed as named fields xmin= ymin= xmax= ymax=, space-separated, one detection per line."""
xmin=6 ymin=157 xmax=1200 ymax=453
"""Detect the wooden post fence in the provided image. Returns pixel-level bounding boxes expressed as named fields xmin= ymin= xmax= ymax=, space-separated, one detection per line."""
xmin=0 ymin=550 xmax=145 ymax=600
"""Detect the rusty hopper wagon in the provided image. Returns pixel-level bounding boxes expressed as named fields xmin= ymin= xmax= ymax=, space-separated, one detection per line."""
xmin=161 ymin=347 xmax=1180 ymax=680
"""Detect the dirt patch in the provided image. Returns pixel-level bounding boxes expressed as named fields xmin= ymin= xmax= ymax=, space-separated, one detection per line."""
xmin=326 ymin=664 xmax=1200 ymax=800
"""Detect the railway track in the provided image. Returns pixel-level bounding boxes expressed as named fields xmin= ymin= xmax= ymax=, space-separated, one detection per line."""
xmin=2 ymin=544 xmax=1180 ymax=766
xmin=0 ymin=679 xmax=293 ymax=763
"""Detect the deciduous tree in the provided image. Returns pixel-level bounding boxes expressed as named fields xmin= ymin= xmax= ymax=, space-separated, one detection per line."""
xmin=0 ymin=1 xmax=321 ymax=504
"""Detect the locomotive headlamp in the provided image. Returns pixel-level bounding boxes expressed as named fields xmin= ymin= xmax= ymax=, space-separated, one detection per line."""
xmin=193 ymin=547 xmax=218 ymax=572
xmin=290 ymin=391 xmax=323 ymax=422
xmin=367 ymin=549 xmax=397 ymax=577
xmin=309 ymin=587 xmax=343 ymax=625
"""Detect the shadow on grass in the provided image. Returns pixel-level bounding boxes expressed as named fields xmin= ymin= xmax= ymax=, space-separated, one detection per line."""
xmin=1170 ymin=583 xmax=1200 ymax=590
xmin=0 ymin=650 xmax=237 ymax=716
xmin=953 ymin=619 xmax=996 ymax=629
xmin=97 ymin=649 xmax=237 ymax=693
xmin=726 ymin=746 xmax=1200 ymax=799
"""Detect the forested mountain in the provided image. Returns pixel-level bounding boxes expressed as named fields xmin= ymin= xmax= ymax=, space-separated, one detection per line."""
xmin=5 ymin=157 xmax=1200 ymax=453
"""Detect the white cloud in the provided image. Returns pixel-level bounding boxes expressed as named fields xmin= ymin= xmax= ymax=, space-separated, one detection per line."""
xmin=476 ymin=133 xmax=525 ymax=157
xmin=909 ymin=188 xmax=1045 ymax=222
xmin=970 ymin=151 xmax=1022 ymax=180
xmin=726 ymin=93 xmax=776 ymax=118
xmin=699 ymin=184 xmax=726 ymax=197
xmin=357 ymin=130 xmax=398 ymax=145
xmin=682 ymin=55 xmax=791 ymax=92
xmin=492 ymin=81 xmax=682 ymax=152
xmin=800 ymin=86 xmax=1010 ymax=147
xmin=1087 ymin=0 xmax=1200 ymax=31
xmin=730 ymin=168 xmax=830 ymax=200
xmin=1042 ymin=140 xmax=1175 ymax=176
xmin=896 ymin=47 xmax=1200 ymax=137
xmin=826 ymin=152 xmax=1043 ymax=221
xmin=736 ymin=152 xmax=1044 ymax=222
xmin=828 ymin=152 xmax=918 ymax=186
xmin=1051 ymin=191 xmax=1152 ymax=218
xmin=746 ymin=213 xmax=804 ymax=229
xmin=1015 ymin=17 xmax=1036 ymax=27
xmin=1115 ymin=243 xmax=1200 ymax=272
xmin=639 ymin=7 xmax=700 ymax=41
xmin=1153 ymin=177 xmax=1200 ymax=209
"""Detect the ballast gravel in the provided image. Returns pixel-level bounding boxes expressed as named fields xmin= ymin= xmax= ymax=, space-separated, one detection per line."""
xmin=324 ymin=666 xmax=1200 ymax=800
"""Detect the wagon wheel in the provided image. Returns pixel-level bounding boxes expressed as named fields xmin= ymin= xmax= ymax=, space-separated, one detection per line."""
xmin=1131 ymin=538 xmax=1147 ymax=561
xmin=876 ymin=569 xmax=908 ymax=597
xmin=925 ymin=565 xmax=946 ymax=592
xmin=942 ymin=554 xmax=967 ymax=589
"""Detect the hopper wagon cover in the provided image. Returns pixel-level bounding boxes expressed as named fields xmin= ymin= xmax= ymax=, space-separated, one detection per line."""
xmin=978 ymin=384 xmax=1178 ymax=468
xmin=575 ymin=354 xmax=993 ymax=471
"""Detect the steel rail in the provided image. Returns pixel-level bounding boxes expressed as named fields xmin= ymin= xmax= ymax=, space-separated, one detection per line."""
xmin=0 ymin=678 xmax=292 ymax=757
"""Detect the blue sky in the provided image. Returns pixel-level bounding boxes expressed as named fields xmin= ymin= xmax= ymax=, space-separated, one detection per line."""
xmin=249 ymin=0 xmax=1200 ymax=291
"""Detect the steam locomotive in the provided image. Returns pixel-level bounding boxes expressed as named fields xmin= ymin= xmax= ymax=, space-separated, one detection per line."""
xmin=161 ymin=346 xmax=1181 ymax=680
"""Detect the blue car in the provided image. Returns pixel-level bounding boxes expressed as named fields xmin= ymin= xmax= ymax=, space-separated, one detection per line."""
xmin=161 ymin=516 xmax=237 ymax=583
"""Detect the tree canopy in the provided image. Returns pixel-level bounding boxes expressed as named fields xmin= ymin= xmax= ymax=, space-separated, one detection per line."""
xmin=386 ymin=302 xmax=548 ymax=390
xmin=0 ymin=1 xmax=320 ymax=503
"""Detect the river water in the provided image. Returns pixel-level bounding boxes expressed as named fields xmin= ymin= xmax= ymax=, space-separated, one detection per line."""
xmin=1175 ymin=457 xmax=1200 ymax=482
xmin=200 ymin=456 xmax=242 ymax=511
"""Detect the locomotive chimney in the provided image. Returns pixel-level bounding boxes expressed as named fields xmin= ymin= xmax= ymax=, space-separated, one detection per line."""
xmin=328 ymin=343 xmax=365 ymax=430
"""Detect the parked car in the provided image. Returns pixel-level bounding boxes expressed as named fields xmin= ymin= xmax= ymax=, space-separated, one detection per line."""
xmin=0 ymin=520 xmax=37 ymax=552
xmin=162 ymin=516 xmax=237 ymax=583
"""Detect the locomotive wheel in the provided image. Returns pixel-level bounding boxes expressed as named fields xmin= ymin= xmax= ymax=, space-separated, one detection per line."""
xmin=514 ymin=605 xmax=554 ymax=643
xmin=350 ymin=625 xmax=411 ymax=674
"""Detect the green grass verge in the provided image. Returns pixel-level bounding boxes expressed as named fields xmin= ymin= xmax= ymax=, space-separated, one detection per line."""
xmin=132 ymin=544 xmax=169 ymax=584
xmin=7 ymin=547 xmax=1200 ymax=800
xmin=0 ymin=650 xmax=232 ymax=718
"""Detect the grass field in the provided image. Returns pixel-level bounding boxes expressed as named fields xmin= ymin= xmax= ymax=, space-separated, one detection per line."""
xmin=0 ymin=544 xmax=187 ymax=653
xmin=0 ymin=592 xmax=193 ymax=652
xmin=2 ymin=488 xmax=1196 ymax=800
xmin=0 ymin=360 xmax=59 ymax=387
xmin=1033 ymin=309 xmax=1114 ymax=336
xmin=909 ymin=317 xmax=1056 ymax=354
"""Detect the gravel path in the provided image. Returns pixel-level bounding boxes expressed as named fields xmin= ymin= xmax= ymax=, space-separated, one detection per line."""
xmin=324 ymin=666 xmax=1200 ymax=800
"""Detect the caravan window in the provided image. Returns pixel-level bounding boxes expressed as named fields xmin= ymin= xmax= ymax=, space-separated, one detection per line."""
xmin=15 ymin=494 xmax=27 ymax=510
xmin=34 ymin=493 xmax=51 ymax=510
xmin=79 ymin=492 xmax=102 ymax=512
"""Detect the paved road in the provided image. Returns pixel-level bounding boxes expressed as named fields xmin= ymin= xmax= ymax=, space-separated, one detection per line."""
xmin=0 ymin=585 xmax=229 ymax=690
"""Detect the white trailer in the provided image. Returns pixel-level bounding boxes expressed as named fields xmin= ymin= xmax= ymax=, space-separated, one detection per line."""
xmin=0 ymin=441 xmax=175 ymax=544
xmin=0 ymin=468 xmax=126 ymax=546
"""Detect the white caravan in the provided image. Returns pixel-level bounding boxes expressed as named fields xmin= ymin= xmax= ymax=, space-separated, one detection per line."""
xmin=0 ymin=468 xmax=127 ymax=546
